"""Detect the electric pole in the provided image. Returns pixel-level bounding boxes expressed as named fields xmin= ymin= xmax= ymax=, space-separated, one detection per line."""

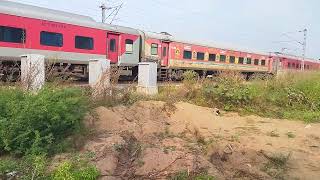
xmin=100 ymin=3 xmax=107 ymax=23
xmin=300 ymin=28 xmax=307 ymax=71
xmin=99 ymin=2 xmax=123 ymax=24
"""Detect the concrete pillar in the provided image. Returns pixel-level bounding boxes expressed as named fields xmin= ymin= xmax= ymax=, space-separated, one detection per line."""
xmin=137 ymin=62 xmax=158 ymax=95
xmin=20 ymin=54 xmax=45 ymax=91
xmin=89 ymin=59 xmax=110 ymax=87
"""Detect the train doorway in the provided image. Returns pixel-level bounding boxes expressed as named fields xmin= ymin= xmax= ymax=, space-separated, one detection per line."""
xmin=161 ymin=42 xmax=169 ymax=66
xmin=107 ymin=33 xmax=120 ymax=63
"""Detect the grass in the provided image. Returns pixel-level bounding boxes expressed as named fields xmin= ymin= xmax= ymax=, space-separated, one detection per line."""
xmin=154 ymin=71 xmax=320 ymax=123
xmin=88 ymin=70 xmax=320 ymax=124
xmin=261 ymin=152 xmax=291 ymax=180
xmin=170 ymin=170 xmax=215 ymax=180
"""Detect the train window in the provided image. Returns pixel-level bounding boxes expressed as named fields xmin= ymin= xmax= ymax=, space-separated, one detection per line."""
xmin=238 ymin=57 xmax=244 ymax=64
xmin=247 ymin=58 xmax=252 ymax=64
xmin=296 ymin=64 xmax=299 ymax=69
xmin=229 ymin=56 xmax=235 ymax=63
xmin=209 ymin=54 xmax=216 ymax=61
xmin=75 ymin=36 xmax=93 ymax=50
xmin=162 ymin=47 xmax=167 ymax=57
xmin=220 ymin=55 xmax=226 ymax=62
xmin=40 ymin=31 xmax=63 ymax=47
xmin=292 ymin=63 xmax=295 ymax=68
xmin=254 ymin=59 xmax=259 ymax=65
xmin=183 ymin=50 xmax=192 ymax=59
xmin=151 ymin=43 xmax=158 ymax=55
xmin=261 ymin=60 xmax=266 ymax=66
xmin=125 ymin=39 xmax=133 ymax=53
xmin=288 ymin=63 xmax=291 ymax=68
xmin=110 ymin=39 xmax=116 ymax=52
xmin=0 ymin=26 xmax=26 ymax=43
xmin=197 ymin=52 xmax=205 ymax=60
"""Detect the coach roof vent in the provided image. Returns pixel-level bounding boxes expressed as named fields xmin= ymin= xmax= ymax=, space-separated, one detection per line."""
xmin=160 ymin=32 xmax=172 ymax=36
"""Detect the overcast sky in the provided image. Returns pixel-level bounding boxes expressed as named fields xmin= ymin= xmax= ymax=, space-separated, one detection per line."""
xmin=9 ymin=0 xmax=320 ymax=59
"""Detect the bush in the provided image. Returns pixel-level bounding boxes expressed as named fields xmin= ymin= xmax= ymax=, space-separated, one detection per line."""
xmin=0 ymin=86 xmax=88 ymax=156
xmin=202 ymin=71 xmax=253 ymax=111
xmin=51 ymin=155 xmax=99 ymax=180
xmin=0 ymin=154 xmax=47 ymax=180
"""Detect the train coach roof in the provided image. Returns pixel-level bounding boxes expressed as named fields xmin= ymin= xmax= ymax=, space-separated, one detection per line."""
xmin=0 ymin=0 xmax=140 ymax=35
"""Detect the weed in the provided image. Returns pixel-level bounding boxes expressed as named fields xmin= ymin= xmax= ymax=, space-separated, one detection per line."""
xmin=267 ymin=130 xmax=280 ymax=137
xmin=163 ymin=146 xmax=177 ymax=154
xmin=261 ymin=152 xmax=291 ymax=179
xmin=286 ymin=132 xmax=296 ymax=138
xmin=170 ymin=170 xmax=215 ymax=180
xmin=113 ymin=143 xmax=125 ymax=152
xmin=231 ymin=134 xmax=240 ymax=142
xmin=137 ymin=159 xmax=145 ymax=167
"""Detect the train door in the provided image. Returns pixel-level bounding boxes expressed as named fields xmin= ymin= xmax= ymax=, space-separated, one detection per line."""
xmin=161 ymin=42 xmax=169 ymax=66
xmin=107 ymin=33 xmax=120 ymax=63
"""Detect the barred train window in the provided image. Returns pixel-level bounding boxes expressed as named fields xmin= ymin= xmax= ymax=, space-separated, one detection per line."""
xmin=125 ymin=39 xmax=133 ymax=53
xmin=261 ymin=60 xmax=266 ymax=66
xmin=229 ymin=56 xmax=235 ymax=63
xmin=247 ymin=58 xmax=252 ymax=64
xmin=75 ymin=36 xmax=93 ymax=50
xmin=110 ymin=39 xmax=116 ymax=52
xmin=0 ymin=26 xmax=26 ymax=43
xmin=209 ymin=54 xmax=216 ymax=61
xmin=238 ymin=57 xmax=244 ymax=64
xmin=40 ymin=31 xmax=63 ymax=47
xmin=197 ymin=52 xmax=205 ymax=60
xmin=254 ymin=59 xmax=259 ymax=65
xmin=220 ymin=55 xmax=226 ymax=62
xmin=183 ymin=50 xmax=192 ymax=59
xmin=151 ymin=43 xmax=158 ymax=55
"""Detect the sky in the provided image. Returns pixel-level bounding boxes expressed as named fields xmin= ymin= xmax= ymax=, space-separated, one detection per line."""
xmin=8 ymin=0 xmax=320 ymax=59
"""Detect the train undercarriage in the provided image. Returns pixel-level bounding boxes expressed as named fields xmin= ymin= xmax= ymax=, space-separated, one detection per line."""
xmin=0 ymin=59 xmax=270 ymax=83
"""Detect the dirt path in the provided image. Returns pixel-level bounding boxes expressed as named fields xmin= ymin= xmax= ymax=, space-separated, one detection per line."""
xmin=83 ymin=101 xmax=320 ymax=180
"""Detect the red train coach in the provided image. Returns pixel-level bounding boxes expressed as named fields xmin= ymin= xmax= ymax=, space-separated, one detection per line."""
xmin=142 ymin=32 xmax=274 ymax=79
xmin=0 ymin=0 xmax=140 ymax=78
xmin=0 ymin=0 xmax=319 ymax=81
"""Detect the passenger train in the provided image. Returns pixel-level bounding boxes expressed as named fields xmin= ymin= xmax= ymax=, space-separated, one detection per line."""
xmin=0 ymin=0 xmax=319 ymax=80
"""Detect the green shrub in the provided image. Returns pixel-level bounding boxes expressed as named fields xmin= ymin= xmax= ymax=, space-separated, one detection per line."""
xmin=0 ymin=86 xmax=88 ymax=156
xmin=51 ymin=158 xmax=99 ymax=180
xmin=0 ymin=154 xmax=48 ymax=180
xmin=0 ymin=157 xmax=19 ymax=177
xmin=202 ymin=72 xmax=253 ymax=111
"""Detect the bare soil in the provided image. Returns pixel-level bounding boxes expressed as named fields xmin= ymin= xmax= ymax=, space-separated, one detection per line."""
xmin=83 ymin=101 xmax=320 ymax=180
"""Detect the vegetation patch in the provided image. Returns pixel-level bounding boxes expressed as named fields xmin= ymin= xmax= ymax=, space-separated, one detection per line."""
xmin=156 ymin=71 xmax=320 ymax=123
xmin=0 ymin=86 xmax=88 ymax=156
xmin=170 ymin=170 xmax=215 ymax=180
xmin=261 ymin=152 xmax=291 ymax=180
